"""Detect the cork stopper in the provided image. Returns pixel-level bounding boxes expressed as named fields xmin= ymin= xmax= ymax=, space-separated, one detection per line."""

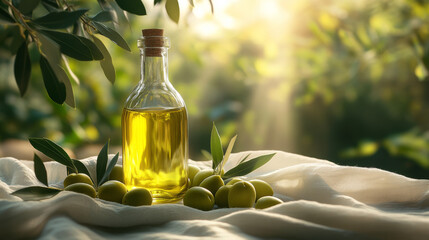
xmin=141 ymin=29 xmax=165 ymax=57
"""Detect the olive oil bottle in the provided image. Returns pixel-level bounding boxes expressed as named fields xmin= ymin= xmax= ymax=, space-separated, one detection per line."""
xmin=122 ymin=29 xmax=188 ymax=203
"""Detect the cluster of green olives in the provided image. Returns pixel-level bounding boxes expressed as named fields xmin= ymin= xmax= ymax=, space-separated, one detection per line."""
xmin=183 ymin=165 xmax=283 ymax=211
xmin=63 ymin=164 xmax=282 ymax=210
xmin=63 ymin=166 xmax=152 ymax=206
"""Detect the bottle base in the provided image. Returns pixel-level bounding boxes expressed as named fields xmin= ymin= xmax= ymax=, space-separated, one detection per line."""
xmin=151 ymin=190 xmax=186 ymax=204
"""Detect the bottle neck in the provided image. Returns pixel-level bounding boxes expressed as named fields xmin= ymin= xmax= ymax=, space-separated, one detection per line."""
xmin=140 ymin=48 xmax=169 ymax=85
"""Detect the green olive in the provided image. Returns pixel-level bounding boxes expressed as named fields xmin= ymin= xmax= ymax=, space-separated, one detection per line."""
xmin=122 ymin=188 xmax=152 ymax=206
xmin=255 ymin=196 xmax=283 ymax=209
xmin=199 ymin=175 xmax=224 ymax=195
xmin=64 ymin=182 xmax=96 ymax=198
xmin=228 ymin=181 xmax=256 ymax=208
xmin=188 ymin=165 xmax=200 ymax=185
xmin=215 ymin=185 xmax=231 ymax=208
xmin=98 ymin=180 xmax=128 ymax=203
xmin=183 ymin=186 xmax=214 ymax=211
xmin=192 ymin=169 xmax=214 ymax=186
xmin=226 ymin=177 xmax=243 ymax=186
xmin=63 ymin=173 xmax=93 ymax=188
xmin=109 ymin=165 xmax=124 ymax=183
xmin=249 ymin=179 xmax=274 ymax=200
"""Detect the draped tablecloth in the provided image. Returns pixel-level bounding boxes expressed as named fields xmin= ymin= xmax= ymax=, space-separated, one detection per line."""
xmin=0 ymin=150 xmax=428 ymax=240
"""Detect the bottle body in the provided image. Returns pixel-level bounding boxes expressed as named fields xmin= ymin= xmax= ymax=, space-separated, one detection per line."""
xmin=121 ymin=30 xmax=188 ymax=203
xmin=122 ymin=107 xmax=188 ymax=203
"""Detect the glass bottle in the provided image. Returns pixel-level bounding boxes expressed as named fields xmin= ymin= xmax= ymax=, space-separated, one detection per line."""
xmin=121 ymin=29 xmax=188 ymax=203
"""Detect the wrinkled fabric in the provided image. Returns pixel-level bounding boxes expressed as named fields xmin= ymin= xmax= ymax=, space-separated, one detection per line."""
xmin=0 ymin=151 xmax=428 ymax=240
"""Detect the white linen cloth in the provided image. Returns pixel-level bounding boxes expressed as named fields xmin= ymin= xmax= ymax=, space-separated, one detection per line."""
xmin=0 ymin=150 xmax=428 ymax=240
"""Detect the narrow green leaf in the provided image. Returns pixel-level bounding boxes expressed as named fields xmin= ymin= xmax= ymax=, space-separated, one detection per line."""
xmin=13 ymin=0 xmax=40 ymax=15
xmin=115 ymin=0 xmax=146 ymax=15
xmin=72 ymin=22 xmax=81 ymax=35
xmin=154 ymin=0 xmax=163 ymax=5
xmin=41 ymin=0 xmax=59 ymax=12
xmin=12 ymin=186 xmax=62 ymax=201
xmin=37 ymin=33 xmax=74 ymax=107
xmin=99 ymin=153 xmax=119 ymax=186
xmin=92 ymin=21 xmax=131 ymax=51
xmin=79 ymin=37 xmax=104 ymax=60
xmin=37 ymin=32 xmax=61 ymax=63
xmin=109 ymin=1 xmax=129 ymax=27
xmin=92 ymin=35 xmax=115 ymax=83
xmin=91 ymin=11 xmax=114 ymax=22
xmin=14 ymin=41 xmax=31 ymax=97
xmin=39 ymin=56 xmax=66 ymax=104
xmin=57 ymin=66 xmax=75 ymax=108
xmin=222 ymin=153 xmax=276 ymax=179
xmin=29 ymin=138 xmax=73 ymax=169
xmin=72 ymin=159 xmax=93 ymax=182
xmin=41 ymin=30 xmax=93 ymax=61
xmin=96 ymin=140 xmax=110 ymax=186
xmin=33 ymin=9 xmax=88 ymax=29
xmin=62 ymin=55 xmax=80 ymax=85
xmin=238 ymin=153 xmax=251 ymax=165
xmin=33 ymin=154 xmax=48 ymax=187
xmin=166 ymin=0 xmax=180 ymax=24
xmin=211 ymin=123 xmax=223 ymax=169
xmin=216 ymin=135 xmax=237 ymax=175
xmin=0 ymin=7 xmax=15 ymax=23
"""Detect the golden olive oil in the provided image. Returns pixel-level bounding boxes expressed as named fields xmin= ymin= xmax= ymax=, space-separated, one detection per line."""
xmin=121 ymin=107 xmax=188 ymax=203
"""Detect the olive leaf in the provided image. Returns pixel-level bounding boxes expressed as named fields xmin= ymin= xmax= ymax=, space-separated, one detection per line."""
xmin=12 ymin=186 xmax=62 ymax=201
xmin=62 ymin=55 xmax=80 ymax=85
xmin=33 ymin=153 xmax=48 ymax=187
xmin=154 ymin=0 xmax=163 ymax=5
xmin=33 ymin=9 xmax=88 ymax=29
xmin=115 ymin=0 xmax=146 ymax=16
xmin=92 ymin=21 xmax=131 ymax=52
xmin=91 ymin=11 xmax=114 ymax=22
xmin=96 ymin=140 xmax=109 ymax=186
xmin=210 ymin=123 xmax=223 ymax=169
xmin=78 ymin=37 xmax=104 ymax=60
xmin=29 ymin=138 xmax=76 ymax=172
xmin=237 ymin=153 xmax=251 ymax=165
xmin=37 ymin=32 xmax=74 ymax=107
xmin=99 ymin=153 xmax=119 ymax=186
xmin=72 ymin=159 xmax=92 ymax=178
xmin=40 ymin=30 xmax=94 ymax=61
xmin=222 ymin=153 xmax=276 ymax=180
xmin=215 ymin=135 xmax=237 ymax=175
xmin=92 ymin=35 xmax=115 ymax=83
xmin=12 ymin=0 xmax=40 ymax=16
xmin=41 ymin=0 xmax=59 ymax=12
xmin=165 ymin=0 xmax=180 ymax=24
xmin=39 ymin=56 xmax=67 ymax=104
xmin=14 ymin=40 xmax=31 ymax=97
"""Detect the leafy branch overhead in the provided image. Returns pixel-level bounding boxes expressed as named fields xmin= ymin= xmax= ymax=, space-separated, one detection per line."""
xmin=0 ymin=0 xmax=185 ymax=107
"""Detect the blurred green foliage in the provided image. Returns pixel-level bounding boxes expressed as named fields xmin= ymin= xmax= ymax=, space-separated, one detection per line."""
xmin=1 ymin=0 xmax=428 ymax=179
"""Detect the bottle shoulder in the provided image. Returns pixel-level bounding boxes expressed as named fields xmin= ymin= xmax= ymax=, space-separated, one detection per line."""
xmin=124 ymin=82 xmax=185 ymax=109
